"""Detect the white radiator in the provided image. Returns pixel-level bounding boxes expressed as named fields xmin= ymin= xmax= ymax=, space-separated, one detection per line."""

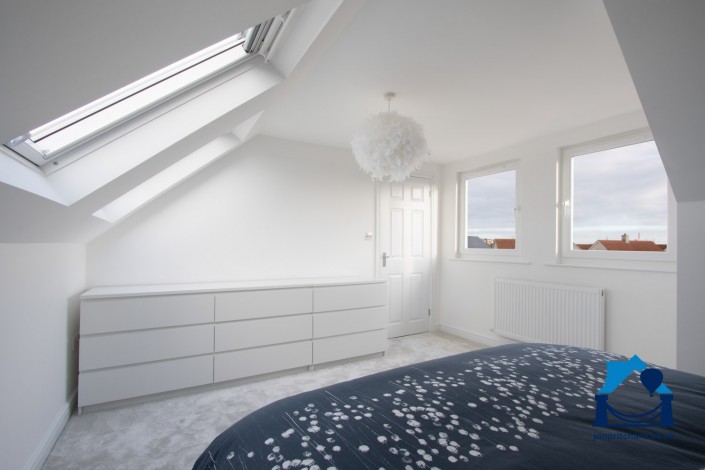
xmin=493 ymin=278 xmax=605 ymax=349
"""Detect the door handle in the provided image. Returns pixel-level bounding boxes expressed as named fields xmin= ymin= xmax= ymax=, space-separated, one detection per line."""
xmin=382 ymin=252 xmax=388 ymax=267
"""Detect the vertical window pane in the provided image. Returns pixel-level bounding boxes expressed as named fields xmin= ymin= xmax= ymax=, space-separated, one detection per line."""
xmin=572 ymin=140 xmax=668 ymax=251
xmin=465 ymin=169 xmax=516 ymax=249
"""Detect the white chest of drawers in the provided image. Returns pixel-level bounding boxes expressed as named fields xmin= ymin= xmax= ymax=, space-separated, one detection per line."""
xmin=78 ymin=279 xmax=388 ymax=410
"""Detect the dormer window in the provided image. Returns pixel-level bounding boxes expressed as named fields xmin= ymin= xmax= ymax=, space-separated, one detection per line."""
xmin=456 ymin=161 xmax=520 ymax=257
xmin=559 ymin=129 xmax=675 ymax=265
xmin=4 ymin=14 xmax=287 ymax=168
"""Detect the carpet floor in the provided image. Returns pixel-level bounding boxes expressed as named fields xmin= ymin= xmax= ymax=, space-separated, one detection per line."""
xmin=43 ymin=332 xmax=483 ymax=469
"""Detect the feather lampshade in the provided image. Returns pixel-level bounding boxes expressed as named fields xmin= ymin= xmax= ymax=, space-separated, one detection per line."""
xmin=350 ymin=92 xmax=429 ymax=182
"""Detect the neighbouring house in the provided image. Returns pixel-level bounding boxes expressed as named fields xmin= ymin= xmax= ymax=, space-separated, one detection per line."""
xmin=467 ymin=236 xmax=490 ymax=248
xmin=589 ymin=240 xmax=665 ymax=252
xmin=493 ymin=238 xmax=516 ymax=250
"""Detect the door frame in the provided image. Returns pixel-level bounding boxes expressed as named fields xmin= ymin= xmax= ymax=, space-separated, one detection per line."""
xmin=375 ymin=172 xmax=439 ymax=333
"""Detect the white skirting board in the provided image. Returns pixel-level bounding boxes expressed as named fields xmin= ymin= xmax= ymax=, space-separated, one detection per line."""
xmin=438 ymin=325 xmax=514 ymax=348
xmin=26 ymin=390 xmax=76 ymax=470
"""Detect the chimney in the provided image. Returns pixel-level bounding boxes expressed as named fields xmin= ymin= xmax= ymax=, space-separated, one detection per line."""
xmin=621 ymin=233 xmax=630 ymax=243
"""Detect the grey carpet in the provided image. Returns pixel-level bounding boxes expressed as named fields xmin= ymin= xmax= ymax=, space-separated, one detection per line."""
xmin=43 ymin=332 xmax=483 ymax=469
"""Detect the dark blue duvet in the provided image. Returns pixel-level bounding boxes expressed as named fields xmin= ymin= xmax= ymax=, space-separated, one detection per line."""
xmin=194 ymin=344 xmax=705 ymax=469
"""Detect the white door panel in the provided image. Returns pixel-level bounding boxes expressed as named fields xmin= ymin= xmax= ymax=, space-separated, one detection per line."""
xmin=379 ymin=176 xmax=432 ymax=337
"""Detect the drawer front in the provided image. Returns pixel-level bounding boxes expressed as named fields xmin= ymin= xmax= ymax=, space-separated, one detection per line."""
xmin=313 ymin=283 xmax=387 ymax=312
xmin=214 ymin=341 xmax=311 ymax=383
xmin=216 ymin=288 xmax=312 ymax=322
xmin=215 ymin=315 xmax=312 ymax=352
xmin=79 ymin=324 xmax=214 ymax=371
xmin=313 ymin=306 xmax=387 ymax=338
xmin=313 ymin=329 xmax=387 ymax=365
xmin=78 ymin=355 xmax=213 ymax=407
xmin=80 ymin=294 xmax=214 ymax=334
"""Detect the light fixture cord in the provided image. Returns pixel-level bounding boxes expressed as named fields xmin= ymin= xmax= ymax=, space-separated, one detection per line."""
xmin=384 ymin=91 xmax=396 ymax=113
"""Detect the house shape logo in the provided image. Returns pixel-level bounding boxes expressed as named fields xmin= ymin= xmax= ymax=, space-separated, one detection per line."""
xmin=594 ymin=354 xmax=673 ymax=427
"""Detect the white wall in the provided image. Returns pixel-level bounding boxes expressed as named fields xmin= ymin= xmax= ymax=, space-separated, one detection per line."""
xmin=0 ymin=243 xmax=85 ymax=470
xmin=677 ymin=200 xmax=705 ymax=375
xmin=87 ymin=135 xmax=376 ymax=286
xmin=603 ymin=0 xmax=705 ymax=204
xmin=437 ymin=111 xmax=678 ymax=368
xmin=603 ymin=0 xmax=705 ymax=375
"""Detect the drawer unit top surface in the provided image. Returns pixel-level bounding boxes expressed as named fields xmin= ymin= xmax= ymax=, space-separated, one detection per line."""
xmin=81 ymin=279 xmax=385 ymax=299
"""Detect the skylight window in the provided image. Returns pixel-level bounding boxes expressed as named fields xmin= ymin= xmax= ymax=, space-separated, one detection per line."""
xmin=5 ymin=15 xmax=286 ymax=168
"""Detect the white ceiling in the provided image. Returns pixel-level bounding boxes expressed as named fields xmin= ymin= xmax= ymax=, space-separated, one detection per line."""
xmin=260 ymin=0 xmax=643 ymax=163
xmin=0 ymin=0 xmax=659 ymax=244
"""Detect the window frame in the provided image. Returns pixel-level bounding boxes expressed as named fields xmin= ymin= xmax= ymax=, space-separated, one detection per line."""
xmin=558 ymin=128 xmax=676 ymax=264
xmin=456 ymin=160 xmax=521 ymax=258
xmin=4 ymin=14 xmax=286 ymax=169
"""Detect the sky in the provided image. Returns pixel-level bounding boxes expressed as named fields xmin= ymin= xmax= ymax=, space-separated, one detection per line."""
xmin=466 ymin=169 xmax=516 ymax=241
xmin=465 ymin=140 xmax=668 ymax=245
xmin=572 ymin=140 xmax=667 ymax=244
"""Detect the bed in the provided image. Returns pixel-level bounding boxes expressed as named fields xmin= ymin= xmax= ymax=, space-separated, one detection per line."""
xmin=193 ymin=343 xmax=705 ymax=469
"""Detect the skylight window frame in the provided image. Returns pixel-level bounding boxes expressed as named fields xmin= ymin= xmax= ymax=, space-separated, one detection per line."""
xmin=4 ymin=15 xmax=285 ymax=169
xmin=32 ymin=34 xmax=250 ymax=142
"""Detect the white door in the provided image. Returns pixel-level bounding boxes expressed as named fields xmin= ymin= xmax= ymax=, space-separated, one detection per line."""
xmin=378 ymin=176 xmax=432 ymax=338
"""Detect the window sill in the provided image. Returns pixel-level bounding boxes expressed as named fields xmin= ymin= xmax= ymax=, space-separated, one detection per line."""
xmin=545 ymin=261 xmax=675 ymax=274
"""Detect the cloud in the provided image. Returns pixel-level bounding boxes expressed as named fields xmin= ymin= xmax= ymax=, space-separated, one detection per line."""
xmin=462 ymin=140 xmax=669 ymax=244
xmin=465 ymin=169 xmax=516 ymax=239
xmin=572 ymin=140 xmax=668 ymax=243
